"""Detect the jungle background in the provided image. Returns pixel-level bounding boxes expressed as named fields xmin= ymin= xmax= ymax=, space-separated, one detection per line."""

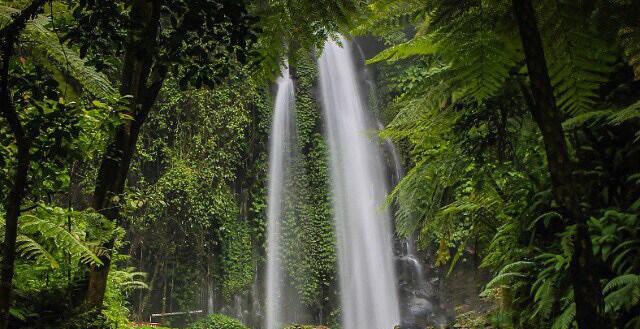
xmin=0 ymin=0 xmax=639 ymax=328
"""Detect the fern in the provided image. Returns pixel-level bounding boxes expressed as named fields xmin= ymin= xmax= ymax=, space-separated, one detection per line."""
xmin=501 ymin=261 xmax=535 ymax=273
xmin=1 ymin=208 xmax=103 ymax=268
xmin=551 ymin=303 xmax=576 ymax=329
xmin=485 ymin=272 xmax=528 ymax=290
xmin=609 ymin=100 xmax=640 ymax=126
xmin=538 ymin=0 xmax=615 ymax=114
xmin=562 ymin=100 xmax=640 ymax=141
xmin=19 ymin=214 xmax=103 ymax=266
xmin=604 ymin=274 xmax=640 ymax=293
xmin=14 ymin=235 xmax=59 ymax=268
xmin=612 ymin=238 xmax=639 ymax=268
xmin=0 ymin=5 xmax=116 ymax=99
xmin=367 ymin=36 xmax=437 ymax=63
xmin=531 ymin=280 xmax=554 ymax=319
xmin=351 ymin=0 xmax=425 ymax=38
xmin=618 ymin=25 xmax=640 ymax=80
xmin=109 ymin=267 xmax=149 ymax=291
xmin=604 ymin=274 xmax=640 ymax=313
xmin=562 ymin=110 xmax=612 ymax=129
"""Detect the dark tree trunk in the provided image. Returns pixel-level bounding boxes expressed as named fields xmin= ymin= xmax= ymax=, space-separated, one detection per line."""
xmin=0 ymin=1 xmax=46 ymax=326
xmin=85 ymin=0 xmax=165 ymax=308
xmin=511 ymin=0 xmax=605 ymax=328
xmin=0 ymin=141 xmax=29 ymax=329
xmin=0 ymin=81 xmax=30 ymax=327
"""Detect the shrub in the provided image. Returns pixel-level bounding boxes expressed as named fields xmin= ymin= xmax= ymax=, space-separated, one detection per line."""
xmin=188 ymin=314 xmax=248 ymax=329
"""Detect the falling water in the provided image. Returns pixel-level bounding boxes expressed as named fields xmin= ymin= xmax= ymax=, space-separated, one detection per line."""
xmin=318 ymin=36 xmax=401 ymax=329
xmin=381 ymin=123 xmax=427 ymax=289
xmin=265 ymin=66 xmax=296 ymax=329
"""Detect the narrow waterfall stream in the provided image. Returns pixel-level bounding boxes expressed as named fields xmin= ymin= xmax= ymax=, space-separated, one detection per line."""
xmin=318 ymin=36 xmax=401 ymax=329
xmin=265 ymin=66 xmax=296 ymax=329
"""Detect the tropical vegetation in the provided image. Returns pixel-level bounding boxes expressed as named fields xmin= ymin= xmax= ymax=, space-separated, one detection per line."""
xmin=0 ymin=0 xmax=638 ymax=328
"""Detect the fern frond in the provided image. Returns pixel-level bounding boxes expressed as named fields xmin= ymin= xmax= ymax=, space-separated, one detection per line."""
xmin=551 ymin=303 xmax=576 ymax=329
xmin=366 ymin=2 xmax=520 ymax=102
xmin=109 ymin=268 xmax=149 ymax=291
xmin=619 ymin=25 xmax=640 ymax=80
xmin=367 ymin=36 xmax=437 ymax=63
xmin=428 ymin=4 xmax=521 ymax=102
xmin=500 ymin=261 xmax=535 ymax=273
xmin=611 ymin=242 xmax=638 ymax=274
xmin=351 ymin=0 xmax=425 ymax=37
xmin=562 ymin=110 xmax=612 ymax=129
xmin=539 ymin=0 xmax=615 ymax=114
xmin=603 ymin=273 xmax=640 ymax=314
xmin=19 ymin=214 xmax=102 ymax=266
xmin=485 ymin=272 xmax=527 ymax=289
xmin=15 ymin=235 xmax=59 ymax=268
xmin=609 ymin=100 xmax=640 ymax=125
xmin=0 ymin=6 xmax=116 ymax=99
xmin=531 ymin=280 xmax=554 ymax=319
xmin=604 ymin=274 xmax=640 ymax=293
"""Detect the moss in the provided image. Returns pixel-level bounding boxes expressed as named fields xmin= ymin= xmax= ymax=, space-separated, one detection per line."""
xmin=450 ymin=309 xmax=492 ymax=329
xmin=279 ymin=48 xmax=337 ymax=309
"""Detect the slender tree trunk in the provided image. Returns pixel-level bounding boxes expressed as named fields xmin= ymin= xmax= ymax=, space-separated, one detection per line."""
xmin=0 ymin=100 xmax=30 ymax=329
xmin=85 ymin=0 xmax=165 ymax=308
xmin=0 ymin=146 xmax=29 ymax=328
xmin=0 ymin=1 xmax=46 ymax=325
xmin=511 ymin=1 xmax=605 ymax=328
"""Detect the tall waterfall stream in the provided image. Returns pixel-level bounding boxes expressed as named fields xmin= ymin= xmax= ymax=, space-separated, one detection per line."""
xmin=318 ymin=36 xmax=401 ymax=329
xmin=265 ymin=65 xmax=296 ymax=329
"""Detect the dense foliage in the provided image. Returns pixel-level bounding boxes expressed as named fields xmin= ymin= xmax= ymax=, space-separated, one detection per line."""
xmin=356 ymin=0 xmax=640 ymax=328
xmin=188 ymin=314 xmax=249 ymax=329
xmin=280 ymin=49 xmax=336 ymax=318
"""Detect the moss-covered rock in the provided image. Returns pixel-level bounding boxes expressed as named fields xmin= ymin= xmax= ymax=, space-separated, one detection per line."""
xmin=187 ymin=314 xmax=248 ymax=329
xmin=451 ymin=309 xmax=492 ymax=328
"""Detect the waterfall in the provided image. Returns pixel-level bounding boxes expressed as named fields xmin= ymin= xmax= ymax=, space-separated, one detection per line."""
xmin=318 ymin=36 xmax=401 ymax=329
xmin=265 ymin=65 xmax=296 ymax=329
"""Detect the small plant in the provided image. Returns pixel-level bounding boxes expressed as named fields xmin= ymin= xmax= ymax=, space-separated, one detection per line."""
xmin=188 ymin=314 xmax=248 ymax=329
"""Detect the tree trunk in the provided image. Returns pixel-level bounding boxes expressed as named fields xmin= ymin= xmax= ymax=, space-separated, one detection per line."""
xmin=85 ymin=0 xmax=165 ymax=308
xmin=511 ymin=0 xmax=605 ymax=328
xmin=0 ymin=127 xmax=30 ymax=329
xmin=0 ymin=6 xmax=42 ymax=324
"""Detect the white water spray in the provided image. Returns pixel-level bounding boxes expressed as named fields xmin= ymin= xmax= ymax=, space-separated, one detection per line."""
xmin=265 ymin=66 xmax=296 ymax=329
xmin=319 ymin=36 xmax=401 ymax=329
